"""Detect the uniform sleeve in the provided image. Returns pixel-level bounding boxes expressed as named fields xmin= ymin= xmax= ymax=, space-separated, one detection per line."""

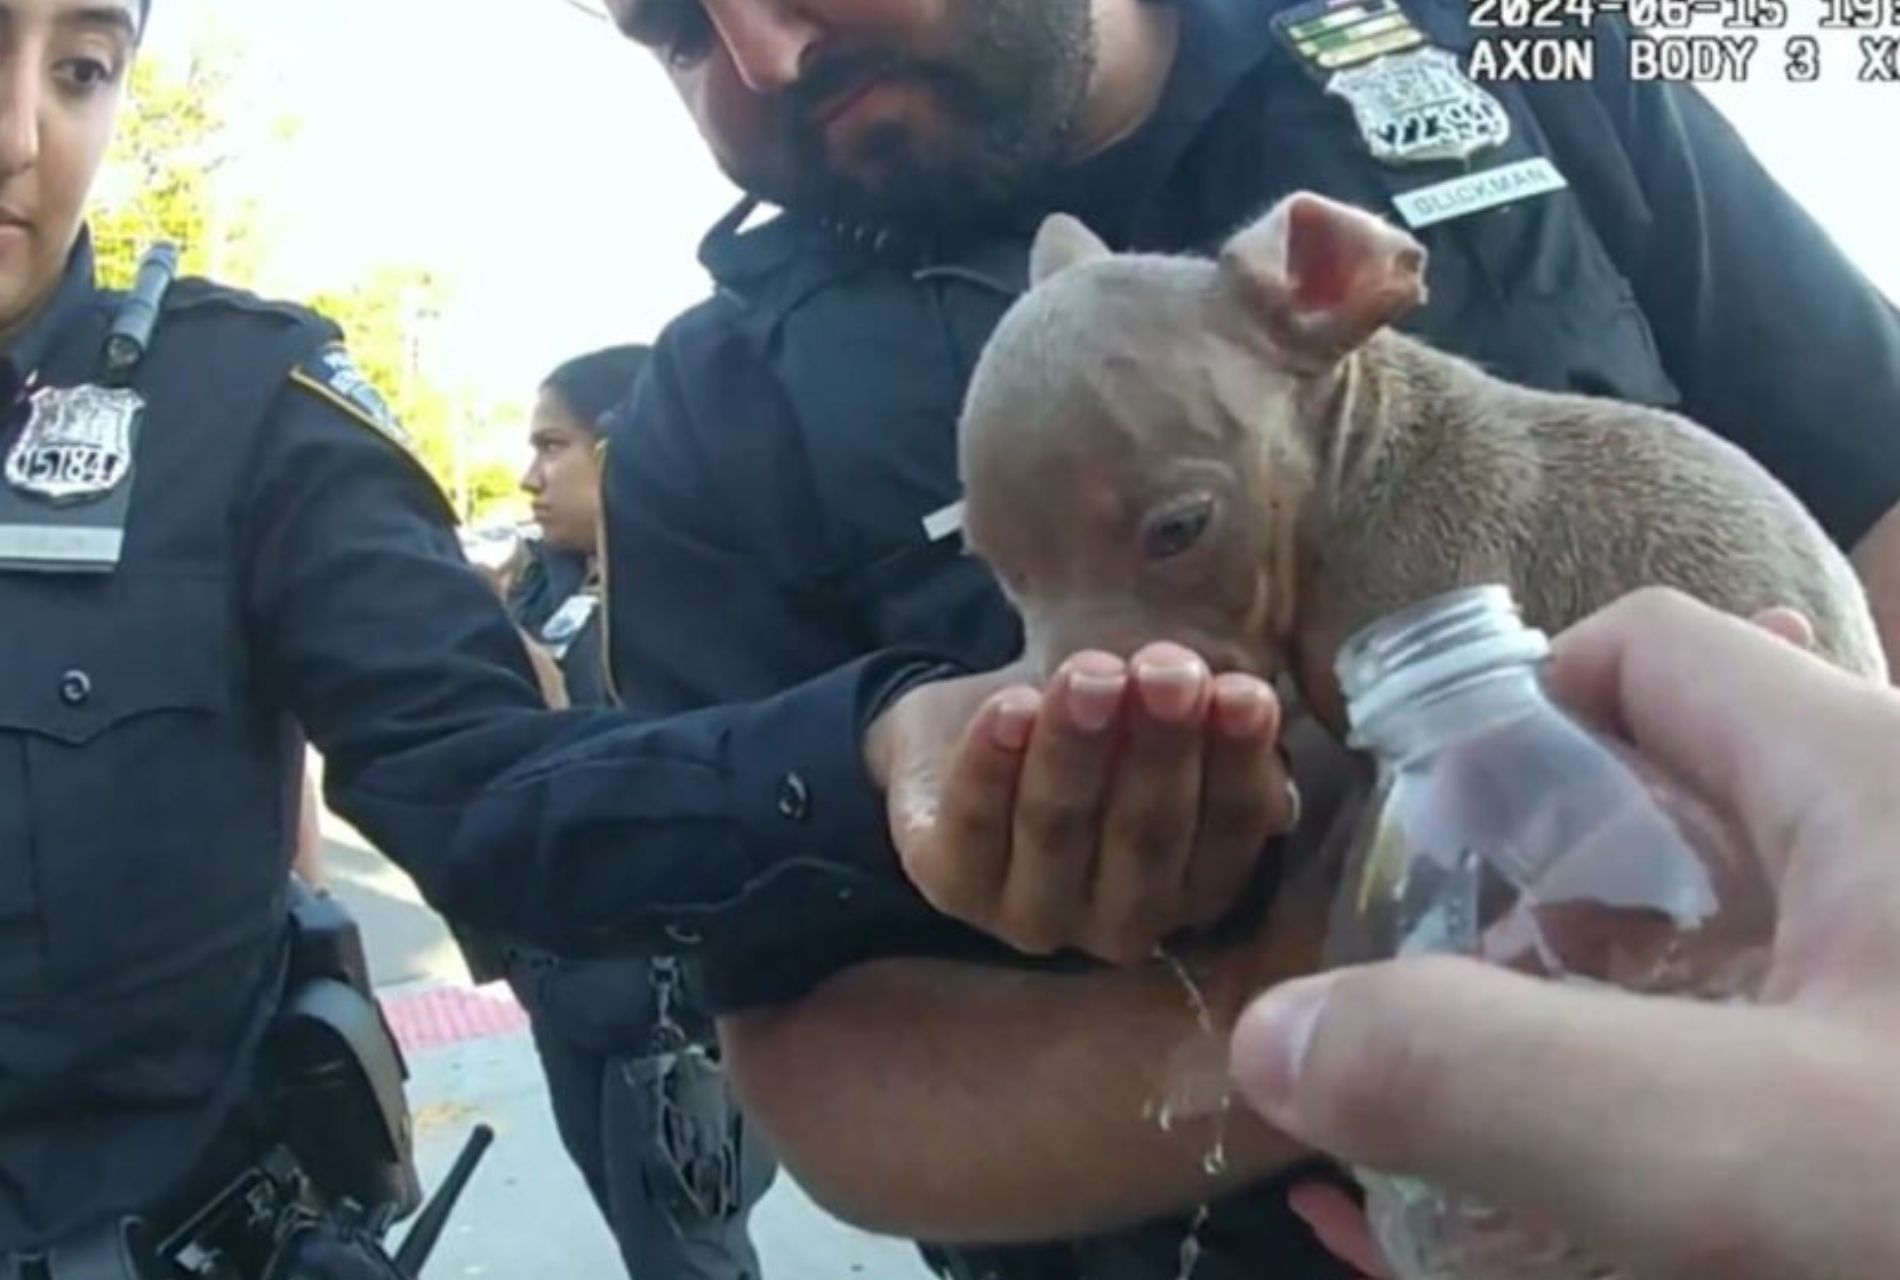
xmin=1575 ymin=23 xmax=1900 ymax=547
xmin=597 ymin=321 xmax=984 ymax=1009
xmin=241 ymin=345 xmax=951 ymax=959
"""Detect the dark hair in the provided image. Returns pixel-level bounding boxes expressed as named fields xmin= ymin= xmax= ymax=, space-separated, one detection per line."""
xmin=543 ymin=344 xmax=651 ymax=437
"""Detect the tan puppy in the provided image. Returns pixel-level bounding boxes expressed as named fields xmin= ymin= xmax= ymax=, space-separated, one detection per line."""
xmin=958 ymin=191 xmax=1887 ymax=736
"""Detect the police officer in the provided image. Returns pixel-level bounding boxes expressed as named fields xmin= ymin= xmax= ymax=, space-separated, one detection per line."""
xmin=503 ymin=345 xmax=776 ymax=1280
xmin=511 ymin=349 xmax=622 ymax=708
xmin=583 ymin=0 xmax=1900 ymax=1278
xmin=0 ymin=0 xmax=1007 ymax=1268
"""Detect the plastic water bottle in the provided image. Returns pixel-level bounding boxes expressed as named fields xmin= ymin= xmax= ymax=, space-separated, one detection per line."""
xmin=1324 ymin=584 xmax=1777 ymax=1280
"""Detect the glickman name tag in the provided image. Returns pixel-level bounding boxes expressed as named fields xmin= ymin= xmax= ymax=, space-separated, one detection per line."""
xmin=1391 ymin=156 xmax=1568 ymax=229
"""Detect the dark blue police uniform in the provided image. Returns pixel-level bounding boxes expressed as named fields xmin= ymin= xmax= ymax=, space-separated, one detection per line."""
xmin=0 ymin=232 xmax=460 ymax=1253
xmin=595 ymin=1 xmax=1900 ymax=1278
xmin=507 ymin=540 xmax=607 ymax=710
xmin=0 ymin=228 xmax=943 ymax=1262
xmin=501 ymin=540 xmax=775 ymax=1280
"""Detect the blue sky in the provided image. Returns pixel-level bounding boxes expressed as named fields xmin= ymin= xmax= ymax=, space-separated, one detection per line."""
xmin=136 ymin=0 xmax=1897 ymax=450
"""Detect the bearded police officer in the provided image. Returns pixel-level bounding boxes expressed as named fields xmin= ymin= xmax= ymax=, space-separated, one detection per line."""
xmin=1 ymin=0 xmax=1009 ymax=1272
xmin=572 ymin=0 xmax=1900 ymax=1278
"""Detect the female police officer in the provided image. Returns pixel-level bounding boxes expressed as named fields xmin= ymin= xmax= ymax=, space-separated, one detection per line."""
xmin=0 ymin=0 xmax=963 ymax=1267
xmin=501 ymin=345 xmax=775 ymax=1280
xmin=0 ymin=0 xmax=535 ymax=1260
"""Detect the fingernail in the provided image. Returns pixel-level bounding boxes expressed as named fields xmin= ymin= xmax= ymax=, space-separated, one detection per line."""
xmin=1214 ymin=680 xmax=1274 ymax=738
xmin=1231 ymin=975 xmax=1333 ymax=1120
xmin=1066 ymin=671 xmax=1126 ymax=733
xmin=1135 ymin=658 xmax=1207 ymax=723
xmin=990 ymin=690 xmax=1039 ymax=751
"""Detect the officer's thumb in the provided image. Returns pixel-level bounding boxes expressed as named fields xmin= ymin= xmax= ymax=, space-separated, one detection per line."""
xmin=1228 ymin=954 xmax=1806 ymax=1280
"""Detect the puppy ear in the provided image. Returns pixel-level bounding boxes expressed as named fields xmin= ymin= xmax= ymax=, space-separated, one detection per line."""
xmin=1030 ymin=213 xmax=1113 ymax=286
xmin=1219 ymin=191 xmax=1427 ymax=367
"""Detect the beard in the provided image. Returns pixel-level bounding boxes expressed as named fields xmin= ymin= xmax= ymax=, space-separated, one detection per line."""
xmin=731 ymin=0 xmax=1096 ymax=232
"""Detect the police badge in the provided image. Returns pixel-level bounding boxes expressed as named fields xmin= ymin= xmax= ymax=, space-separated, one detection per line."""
xmin=539 ymin=590 xmax=600 ymax=662
xmin=1272 ymin=0 xmax=1512 ymax=168
xmin=0 ymin=382 xmax=146 ymax=571
xmin=1326 ymin=45 xmax=1512 ymax=167
xmin=4 ymin=383 xmax=144 ymax=505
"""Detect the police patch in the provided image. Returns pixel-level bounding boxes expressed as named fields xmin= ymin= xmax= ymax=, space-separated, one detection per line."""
xmin=287 ymin=342 xmax=459 ymax=525
xmin=290 ymin=344 xmax=413 ymax=453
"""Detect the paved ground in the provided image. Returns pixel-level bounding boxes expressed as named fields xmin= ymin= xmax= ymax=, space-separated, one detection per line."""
xmin=312 ymin=776 xmax=933 ymax=1280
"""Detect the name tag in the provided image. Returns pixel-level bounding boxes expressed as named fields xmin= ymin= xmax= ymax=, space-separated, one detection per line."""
xmin=923 ymin=500 xmax=964 ymax=542
xmin=0 ymin=523 xmax=125 ymax=569
xmin=1391 ymin=157 xmax=1568 ymax=230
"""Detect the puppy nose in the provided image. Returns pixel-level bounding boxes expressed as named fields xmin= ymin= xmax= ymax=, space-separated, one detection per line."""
xmin=1034 ymin=632 xmax=1143 ymax=684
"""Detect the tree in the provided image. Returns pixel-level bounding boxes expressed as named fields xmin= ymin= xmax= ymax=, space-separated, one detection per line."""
xmin=456 ymin=396 xmax=534 ymax=523
xmin=90 ymin=37 xmax=267 ymax=288
xmin=306 ymin=267 xmax=460 ymax=497
xmin=305 ymin=272 xmax=537 ymax=522
xmin=89 ymin=39 xmax=519 ymax=521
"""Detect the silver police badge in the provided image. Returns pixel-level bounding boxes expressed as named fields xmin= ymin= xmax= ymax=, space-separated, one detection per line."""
xmin=4 ymin=383 xmax=144 ymax=505
xmin=540 ymin=591 xmax=600 ymax=661
xmin=1327 ymin=45 xmax=1511 ymax=167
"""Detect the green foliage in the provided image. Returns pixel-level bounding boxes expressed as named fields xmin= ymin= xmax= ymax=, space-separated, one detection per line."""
xmin=89 ymin=41 xmax=517 ymax=520
xmin=305 ymin=267 xmax=462 ymax=505
xmin=455 ymin=398 xmax=533 ymax=524
xmin=92 ymin=44 xmax=264 ymax=288
xmin=466 ymin=459 xmax=526 ymax=518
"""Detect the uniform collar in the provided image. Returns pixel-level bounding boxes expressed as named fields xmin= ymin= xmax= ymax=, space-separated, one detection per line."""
xmin=0 ymin=229 xmax=101 ymax=404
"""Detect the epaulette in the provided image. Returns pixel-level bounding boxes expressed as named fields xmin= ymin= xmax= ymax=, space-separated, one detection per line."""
xmin=159 ymin=276 xmax=334 ymax=331
xmin=696 ymin=197 xmax=889 ymax=325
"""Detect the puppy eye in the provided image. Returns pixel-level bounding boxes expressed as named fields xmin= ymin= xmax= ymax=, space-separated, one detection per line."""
xmin=1141 ymin=496 xmax=1215 ymax=561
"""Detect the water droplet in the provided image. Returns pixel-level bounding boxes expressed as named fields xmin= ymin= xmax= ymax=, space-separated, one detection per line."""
xmin=1151 ymin=946 xmax=1236 ymax=1280
xmin=1173 ymin=1203 xmax=1212 ymax=1280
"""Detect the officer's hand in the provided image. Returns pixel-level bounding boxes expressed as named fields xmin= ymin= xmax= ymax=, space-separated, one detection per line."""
xmin=865 ymin=643 xmax=1293 ymax=964
xmin=1230 ymin=590 xmax=1900 ymax=1280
